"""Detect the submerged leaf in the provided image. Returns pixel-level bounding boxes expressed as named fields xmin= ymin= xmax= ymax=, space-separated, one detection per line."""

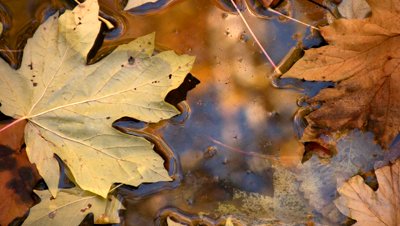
xmin=282 ymin=0 xmax=400 ymax=148
xmin=298 ymin=130 xmax=384 ymax=224
xmin=23 ymin=188 xmax=122 ymax=226
xmin=0 ymin=121 xmax=41 ymax=225
xmin=335 ymin=159 xmax=400 ymax=226
xmin=0 ymin=0 xmax=194 ymax=197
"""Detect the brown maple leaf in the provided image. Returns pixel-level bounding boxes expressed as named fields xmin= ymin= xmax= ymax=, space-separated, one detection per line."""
xmin=0 ymin=120 xmax=41 ymax=225
xmin=335 ymin=159 xmax=400 ymax=226
xmin=282 ymin=0 xmax=400 ymax=148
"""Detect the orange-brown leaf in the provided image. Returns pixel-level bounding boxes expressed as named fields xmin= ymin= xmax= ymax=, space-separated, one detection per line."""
xmin=282 ymin=0 xmax=400 ymax=148
xmin=0 ymin=120 xmax=41 ymax=225
xmin=335 ymin=159 xmax=400 ymax=226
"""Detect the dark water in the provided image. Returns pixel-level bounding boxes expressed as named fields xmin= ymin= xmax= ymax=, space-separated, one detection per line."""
xmin=0 ymin=0 xmax=332 ymax=225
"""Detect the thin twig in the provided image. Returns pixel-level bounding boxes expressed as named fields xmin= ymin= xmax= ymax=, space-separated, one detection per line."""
xmin=208 ymin=136 xmax=279 ymax=162
xmin=0 ymin=117 xmax=27 ymax=133
xmin=229 ymin=0 xmax=281 ymax=75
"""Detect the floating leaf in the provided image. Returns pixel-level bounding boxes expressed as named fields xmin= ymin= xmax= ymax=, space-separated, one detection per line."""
xmin=282 ymin=0 xmax=400 ymax=148
xmin=298 ymin=130 xmax=384 ymax=224
xmin=23 ymin=188 xmax=122 ymax=226
xmin=0 ymin=0 xmax=194 ymax=198
xmin=335 ymin=159 xmax=400 ymax=226
xmin=124 ymin=0 xmax=158 ymax=10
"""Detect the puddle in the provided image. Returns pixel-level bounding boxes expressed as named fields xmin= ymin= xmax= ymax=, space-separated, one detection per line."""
xmin=0 ymin=0 xmax=336 ymax=225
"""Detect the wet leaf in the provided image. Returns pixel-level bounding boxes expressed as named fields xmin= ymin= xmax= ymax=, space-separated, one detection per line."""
xmin=298 ymin=130 xmax=384 ymax=224
xmin=166 ymin=217 xmax=185 ymax=226
xmin=23 ymin=187 xmax=122 ymax=226
xmin=0 ymin=0 xmax=194 ymax=198
xmin=124 ymin=0 xmax=158 ymax=10
xmin=0 ymin=120 xmax=41 ymax=225
xmin=335 ymin=159 xmax=400 ymax=226
xmin=282 ymin=0 xmax=400 ymax=148
xmin=338 ymin=0 xmax=371 ymax=19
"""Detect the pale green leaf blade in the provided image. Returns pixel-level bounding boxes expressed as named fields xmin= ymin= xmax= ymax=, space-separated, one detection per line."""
xmin=25 ymin=123 xmax=60 ymax=198
xmin=58 ymin=0 xmax=101 ymax=58
xmin=22 ymin=188 xmax=121 ymax=226
xmin=28 ymin=118 xmax=170 ymax=197
xmin=3 ymin=0 xmax=193 ymax=198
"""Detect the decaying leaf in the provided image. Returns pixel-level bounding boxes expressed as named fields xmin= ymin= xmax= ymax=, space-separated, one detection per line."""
xmin=282 ymin=0 xmax=400 ymax=148
xmin=335 ymin=159 xmax=400 ymax=226
xmin=0 ymin=0 xmax=194 ymax=198
xmin=23 ymin=188 xmax=122 ymax=226
xmin=124 ymin=0 xmax=158 ymax=10
xmin=0 ymin=121 xmax=41 ymax=225
xmin=298 ymin=130 xmax=384 ymax=224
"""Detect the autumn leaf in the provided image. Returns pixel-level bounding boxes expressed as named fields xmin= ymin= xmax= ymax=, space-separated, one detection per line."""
xmin=282 ymin=0 xmax=400 ymax=148
xmin=124 ymin=0 xmax=157 ymax=10
xmin=23 ymin=188 xmax=122 ymax=226
xmin=298 ymin=130 xmax=384 ymax=224
xmin=0 ymin=120 xmax=41 ymax=225
xmin=0 ymin=0 xmax=194 ymax=198
xmin=334 ymin=159 xmax=400 ymax=226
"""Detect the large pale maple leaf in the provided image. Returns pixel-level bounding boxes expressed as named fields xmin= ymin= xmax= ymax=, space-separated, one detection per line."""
xmin=282 ymin=0 xmax=400 ymax=148
xmin=0 ymin=0 xmax=194 ymax=198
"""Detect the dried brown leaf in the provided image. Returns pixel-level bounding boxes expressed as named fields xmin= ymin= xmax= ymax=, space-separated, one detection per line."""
xmin=282 ymin=0 xmax=400 ymax=148
xmin=0 ymin=120 xmax=41 ymax=225
xmin=335 ymin=159 xmax=400 ymax=226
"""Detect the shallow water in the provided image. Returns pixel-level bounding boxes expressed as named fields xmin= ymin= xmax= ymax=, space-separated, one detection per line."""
xmin=0 ymin=0 xmax=332 ymax=225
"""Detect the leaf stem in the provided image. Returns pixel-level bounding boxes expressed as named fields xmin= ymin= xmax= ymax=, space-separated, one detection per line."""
xmin=229 ymin=0 xmax=281 ymax=75
xmin=0 ymin=117 xmax=27 ymax=133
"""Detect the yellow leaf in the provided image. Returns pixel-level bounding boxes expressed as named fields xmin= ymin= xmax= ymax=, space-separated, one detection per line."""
xmin=335 ymin=159 xmax=400 ymax=226
xmin=0 ymin=0 xmax=195 ymax=198
xmin=22 ymin=188 xmax=122 ymax=226
xmin=124 ymin=0 xmax=158 ymax=10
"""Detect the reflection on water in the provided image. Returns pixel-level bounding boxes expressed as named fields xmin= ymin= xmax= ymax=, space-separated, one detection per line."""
xmin=0 ymin=0 xmax=331 ymax=225
xmin=110 ymin=0 xmax=328 ymax=225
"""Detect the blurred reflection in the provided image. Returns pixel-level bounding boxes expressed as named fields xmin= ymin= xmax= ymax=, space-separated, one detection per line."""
xmin=114 ymin=0 xmax=327 ymax=225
